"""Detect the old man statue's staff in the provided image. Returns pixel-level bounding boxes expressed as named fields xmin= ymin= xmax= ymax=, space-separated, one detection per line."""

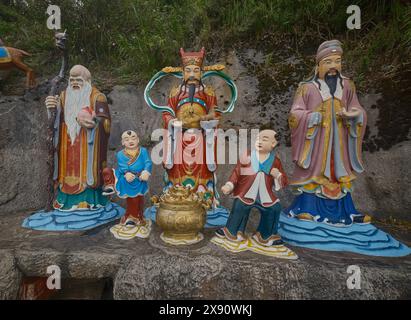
xmin=45 ymin=31 xmax=68 ymax=211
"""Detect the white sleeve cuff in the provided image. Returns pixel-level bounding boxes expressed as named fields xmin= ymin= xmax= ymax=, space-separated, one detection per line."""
xmin=274 ymin=173 xmax=282 ymax=191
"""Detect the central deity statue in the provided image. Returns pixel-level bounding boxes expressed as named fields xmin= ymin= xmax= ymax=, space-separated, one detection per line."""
xmin=162 ymin=48 xmax=220 ymax=196
xmin=144 ymin=47 xmax=237 ymax=232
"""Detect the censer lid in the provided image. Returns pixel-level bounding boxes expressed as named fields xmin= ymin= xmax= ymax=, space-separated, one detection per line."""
xmin=151 ymin=185 xmax=212 ymax=209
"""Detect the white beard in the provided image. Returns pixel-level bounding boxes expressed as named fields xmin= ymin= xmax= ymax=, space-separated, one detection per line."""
xmin=64 ymin=81 xmax=92 ymax=144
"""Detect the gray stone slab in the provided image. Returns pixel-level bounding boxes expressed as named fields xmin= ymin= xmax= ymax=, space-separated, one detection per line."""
xmin=0 ymin=210 xmax=410 ymax=299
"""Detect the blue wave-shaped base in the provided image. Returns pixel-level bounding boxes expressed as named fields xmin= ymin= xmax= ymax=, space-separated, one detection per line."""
xmin=22 ymin=202 xmax=125 ymax=231
xmin=144 ymin=206 xmax=229 ymax=228
xmin=278 ymin=212 xmax=411 ymax=257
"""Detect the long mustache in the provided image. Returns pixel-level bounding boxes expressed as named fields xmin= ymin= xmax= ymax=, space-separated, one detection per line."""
xmin=325 ymin=69 xmax=340 ymax=78
xmin=327 ymin=68 xmax=339 ymax=75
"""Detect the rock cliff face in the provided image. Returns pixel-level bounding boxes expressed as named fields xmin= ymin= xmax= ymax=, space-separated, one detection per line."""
xmin=1 ymin=49 xmax=410 ymax=220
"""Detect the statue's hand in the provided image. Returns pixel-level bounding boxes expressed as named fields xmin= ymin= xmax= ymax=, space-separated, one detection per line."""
xmin=221 ymin=183 xmax=234 ymax=195
xmin=125 ymin=172 xmax=136 ymax=183
xmin=338 ymin=107 xmax=361 ymax=119
xmin=139 ymin=170 xmax=150 ymax=182
xmin=77 ymin=107 xmax=97 ymax=128
xmin=201 ymin=109 xmax=218 ymax=121
xmin=77 ymin=117 xmax=96 ymax=129
xmin=270 ymin=168 xmax=281 ymax=179
xmin=45 ymin=95 xmax=59 ymax=109
xmin=172 ymin=119 xmax=183 ymax=128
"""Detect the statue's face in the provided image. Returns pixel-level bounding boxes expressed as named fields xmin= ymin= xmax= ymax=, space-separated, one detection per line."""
xmin=69 ymin=74 xmax=85 ymax=90
xmin=318 ymin=54 xmax=342 ymax=79
xmin=183 ymin=64 xmax=201 ymax=85
xmin=122 ymin=131 xmax=139 ymax=150
xmin=255 ymin=130 xmax=278 ymax=153
xmin=55 ymin=32 xmax=67 ymax=50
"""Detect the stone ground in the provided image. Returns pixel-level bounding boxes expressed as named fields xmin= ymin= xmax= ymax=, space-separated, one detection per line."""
xmin=0 ymin=210 xmax=410 ymax=300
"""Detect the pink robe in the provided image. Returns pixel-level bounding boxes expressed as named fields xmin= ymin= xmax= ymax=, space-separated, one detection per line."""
xmin=288 ymin=76 xmax=366 ymax=199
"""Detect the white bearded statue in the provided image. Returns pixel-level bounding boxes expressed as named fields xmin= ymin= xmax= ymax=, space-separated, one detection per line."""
xmin=43 ymin=64 xmax=112 ymax=211
xmin=64 ymin=65 xmax=93 ymax=144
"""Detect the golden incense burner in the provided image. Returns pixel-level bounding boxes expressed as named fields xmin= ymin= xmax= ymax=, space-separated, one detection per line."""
xmin=152 ymin=185 xmax=212 ymax=245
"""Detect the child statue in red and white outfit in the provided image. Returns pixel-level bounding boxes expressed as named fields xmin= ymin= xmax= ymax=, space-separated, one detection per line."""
xmin=212 ymin=129 xmax=297 ymax=259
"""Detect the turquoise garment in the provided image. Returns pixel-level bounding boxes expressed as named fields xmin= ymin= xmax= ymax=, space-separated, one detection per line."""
xmin=177 ymin=97 xmax=208 ymax=111
xmin=251 ymin=150 xmax=275 ymax=174
xmin=55 ymin=187 xmax=108 ymax=210
xmin=114 ymin=147 xmax=153 ymax=198
xmin=227 ymin=199 xmax=282 ymax=240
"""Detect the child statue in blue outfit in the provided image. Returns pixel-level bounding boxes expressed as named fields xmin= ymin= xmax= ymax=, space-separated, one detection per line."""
xmin=103 ymin=130 xmax=153 ymax=240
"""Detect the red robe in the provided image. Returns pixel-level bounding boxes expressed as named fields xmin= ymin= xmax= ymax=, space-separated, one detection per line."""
xmin=228 ymin=151 xmax=288 ymax=207
xmin=161 ymin=86 xmax=220 ymax=191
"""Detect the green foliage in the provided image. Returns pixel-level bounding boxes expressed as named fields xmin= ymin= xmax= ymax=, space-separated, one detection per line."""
xmin=0 ymin=0 xmax=409 ymax=86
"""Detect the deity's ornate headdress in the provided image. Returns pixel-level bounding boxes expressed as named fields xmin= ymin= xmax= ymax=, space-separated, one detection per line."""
xmin=161 ymin=47 xmax=225 ymax=73
xmin=145 ymin=47 xmax=237 ymax=116
xmin=180 ymin=47 xmax=205 ymax=67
